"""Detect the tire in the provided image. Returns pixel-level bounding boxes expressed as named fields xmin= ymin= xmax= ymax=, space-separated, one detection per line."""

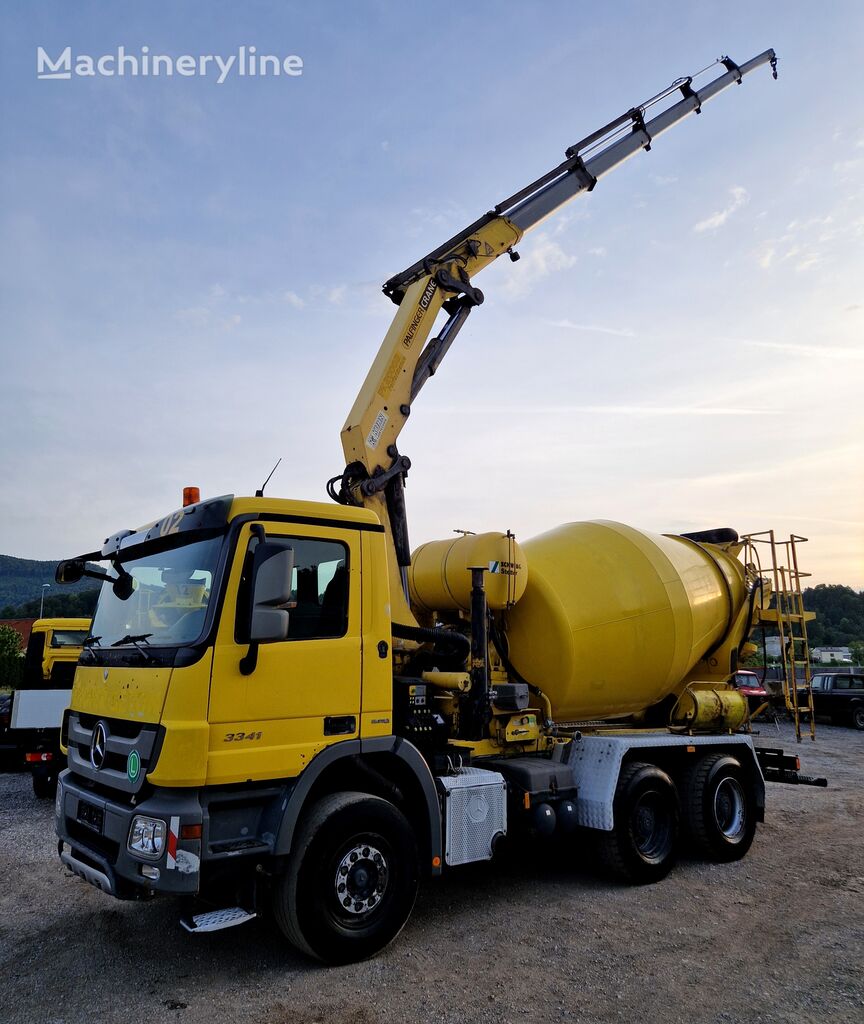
xmin=681 ymin=753 xmax=756 ymax=862
xmin=32 ymin=773 xmax=56 ymax=799
xmin=272 ymin=792 xmax=419 ymax=965
xmin=851 ymin=705 xmax=864 ymax=731
xmin=597 ymin=761 xmax=679 ymax=884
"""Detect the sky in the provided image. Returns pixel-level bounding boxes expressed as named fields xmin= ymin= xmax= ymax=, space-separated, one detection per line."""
xmin=1 ymin=1 xmax=862 ymax=589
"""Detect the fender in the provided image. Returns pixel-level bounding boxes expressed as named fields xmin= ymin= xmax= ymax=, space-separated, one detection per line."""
xmin=273 ymin=736 xmax=443 ymax=875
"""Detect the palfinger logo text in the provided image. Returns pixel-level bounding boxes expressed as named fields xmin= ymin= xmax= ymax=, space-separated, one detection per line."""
xmin=37 ymin=46 xmax=304 ymax=84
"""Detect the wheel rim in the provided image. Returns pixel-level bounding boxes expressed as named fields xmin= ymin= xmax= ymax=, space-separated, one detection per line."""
xmin=713 ymin=777 xmax=746 ymax=841
xmin=631 ymin=791 xmax=673 ymax=861
xmin=333 ymin=841 xmax=389 ymax=917
xmin=854 ymin=708 xmax=864 ymax=728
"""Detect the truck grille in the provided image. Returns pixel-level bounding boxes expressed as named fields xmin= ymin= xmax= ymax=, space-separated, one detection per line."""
xmin=67 ymin=712 xmax=162 ymax=795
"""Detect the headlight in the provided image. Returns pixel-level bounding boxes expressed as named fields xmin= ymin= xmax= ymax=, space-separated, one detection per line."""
xmin=128 ymin=816 xmax=166 ymax=858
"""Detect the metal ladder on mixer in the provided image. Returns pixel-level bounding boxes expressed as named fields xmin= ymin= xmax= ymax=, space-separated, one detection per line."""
xmin=742 ymin=531 xmax=816 ymax=742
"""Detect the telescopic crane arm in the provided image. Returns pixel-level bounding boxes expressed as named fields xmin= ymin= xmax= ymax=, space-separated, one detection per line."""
xmin=331 ymin=49 xmax=778 ymax=628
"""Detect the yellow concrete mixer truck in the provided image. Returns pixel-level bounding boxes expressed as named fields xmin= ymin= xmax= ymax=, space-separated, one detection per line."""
xmin=53 ymin=49 xmax=821 ymax=964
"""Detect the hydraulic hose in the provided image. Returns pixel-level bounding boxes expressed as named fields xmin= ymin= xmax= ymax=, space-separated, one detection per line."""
xmin=391 ymin=622 xmax=470 ymax=663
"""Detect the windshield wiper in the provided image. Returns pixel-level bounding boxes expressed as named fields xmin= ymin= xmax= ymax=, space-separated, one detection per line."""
xmin=110 ymin=633 xmax=155 ymax=663
xmin=81 ymin=635 xmax=102 ymax=661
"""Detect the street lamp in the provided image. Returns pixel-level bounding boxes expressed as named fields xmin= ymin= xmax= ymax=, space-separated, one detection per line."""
xmin=39 ymin=583 xmax=50 ymax=618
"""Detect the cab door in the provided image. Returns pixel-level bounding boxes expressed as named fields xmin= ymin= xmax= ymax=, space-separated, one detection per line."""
xmin=208 ymin=521 xmax=362 ymax=784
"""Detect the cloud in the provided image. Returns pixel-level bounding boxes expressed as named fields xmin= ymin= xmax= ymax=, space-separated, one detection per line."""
xmin=431 ymin=404 xmax=778 ymax=418
xmin=756 ymin=245 xmax=775 ymax=269
xmin=744 ymin=340 xmax=864 ymax=361
xmin=693 ymin=186 xmax=749 ymax=233
xmin=504 ymin=234 xmax=576 ymax=299
xmin=283 ymin=290 xmax=305 ymax=309
xmin=572 ymin=404 xmax=778 ymax=417
xmin=545 ymin=319 xmax=634 ymax=338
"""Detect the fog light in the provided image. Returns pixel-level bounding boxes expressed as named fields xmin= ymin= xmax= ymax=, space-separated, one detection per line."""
xmin=128 ymin=816 xmax=166 ymax=858
xmin=140 ymin=864 xmax=160 ymax=881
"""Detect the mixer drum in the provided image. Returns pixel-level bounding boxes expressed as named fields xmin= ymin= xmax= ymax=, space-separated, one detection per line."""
xmin=504 ymin=521 xmax=746 ymax=721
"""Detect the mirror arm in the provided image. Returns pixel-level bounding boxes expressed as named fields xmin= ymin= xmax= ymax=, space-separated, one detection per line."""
xmin=239 ymin=524 xmax=267 ymax=674
xmin=83 ymin=567 xmax=114 ymax=584
xmin=239 ymin=642 xmax=259 ymax=676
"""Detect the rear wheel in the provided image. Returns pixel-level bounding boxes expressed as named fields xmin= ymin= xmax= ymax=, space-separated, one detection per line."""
xmin=272 ymin=792 xmax=419 ymax=965
xmin=597 ymin=761 xmax=679 ymax=884
xmin=851 ymin=705 xmax=864 ymax=731
xmin=681 ymin=753 xmax=756 ymax=861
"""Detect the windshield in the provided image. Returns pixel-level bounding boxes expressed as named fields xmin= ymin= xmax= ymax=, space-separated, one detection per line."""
xmin=50 ymin=630 xmax=89 ymax=648
xmin=91 ymin=535 xmax=223 ymax=647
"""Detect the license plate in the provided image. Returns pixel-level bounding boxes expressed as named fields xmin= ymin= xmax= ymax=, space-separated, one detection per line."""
xmin=77 ymin=800 xmax=104 ymax=834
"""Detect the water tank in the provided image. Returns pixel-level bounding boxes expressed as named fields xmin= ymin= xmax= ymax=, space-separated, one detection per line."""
xmin=409 ymin=532 xmax=527 ymax=613
xmin=504 ymin=521 xmax=746 ymax=721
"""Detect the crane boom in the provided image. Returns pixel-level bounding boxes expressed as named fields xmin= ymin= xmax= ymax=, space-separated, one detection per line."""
xmin=332 ymin=49 xmax=778 ymax=627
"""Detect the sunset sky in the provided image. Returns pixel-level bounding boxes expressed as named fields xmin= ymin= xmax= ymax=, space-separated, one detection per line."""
xmin=1 ymin=1 xmax=861 ymax=588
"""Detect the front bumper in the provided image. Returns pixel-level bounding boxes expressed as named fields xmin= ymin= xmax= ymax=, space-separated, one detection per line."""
xmin=56 ymin=769 xmax=203 ymax=899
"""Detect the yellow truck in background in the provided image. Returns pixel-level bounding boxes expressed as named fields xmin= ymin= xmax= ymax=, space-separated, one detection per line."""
xmin=11 ymin=618 xmax=90 ymax=797
xmin=53 ymin=49 xmax=821 ymax=964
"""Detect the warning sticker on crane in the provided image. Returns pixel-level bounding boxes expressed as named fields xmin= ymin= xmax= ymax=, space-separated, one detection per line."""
xmin=377 ymin=351 xmax=405 ymax=399
xmin=367 ymin=409 xmax=389 ymax=449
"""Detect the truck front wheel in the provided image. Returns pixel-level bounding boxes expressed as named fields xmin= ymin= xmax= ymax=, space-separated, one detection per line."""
xmin=32 ymin=772 xmax=57 ymax=799
xmin=682 ymin=753 xmax=756 ymax=861
xmin=272 ymin=792 xmax=419 ymax=965
xmin=598 ymin=761 xmax=679 ymax=885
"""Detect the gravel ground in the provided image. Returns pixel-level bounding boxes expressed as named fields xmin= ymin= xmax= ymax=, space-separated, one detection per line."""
xmin=1 ymin=720 xmax=862 ymax=1024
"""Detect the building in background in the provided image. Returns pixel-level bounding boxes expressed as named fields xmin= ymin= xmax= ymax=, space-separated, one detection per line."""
xmin=811 ymin=646 xmax=853 ymax=664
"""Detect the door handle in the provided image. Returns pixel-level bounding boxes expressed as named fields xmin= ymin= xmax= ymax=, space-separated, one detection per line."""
xmin=323 ymin=715 xmax=356 ymax=736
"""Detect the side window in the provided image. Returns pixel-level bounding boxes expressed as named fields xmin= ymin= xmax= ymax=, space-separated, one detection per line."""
xmin=241 ymin=534 xmax=350 ymax=641
xmin=834 ymin=676 xmax=850 ymax=690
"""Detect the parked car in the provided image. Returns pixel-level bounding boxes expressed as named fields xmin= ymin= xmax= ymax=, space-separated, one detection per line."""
xmin=732 ymin=670 xmax=770 ymax=712
xmin=810 ymin=673 xmax=864 ymax=730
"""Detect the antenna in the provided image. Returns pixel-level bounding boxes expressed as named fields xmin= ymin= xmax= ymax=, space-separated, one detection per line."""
xmin=255 ymin=457 xmax=282 ymax=498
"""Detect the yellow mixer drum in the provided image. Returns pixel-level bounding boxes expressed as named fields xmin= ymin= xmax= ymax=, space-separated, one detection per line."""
xmin=504 ymin=521 xmax=746 ymax=721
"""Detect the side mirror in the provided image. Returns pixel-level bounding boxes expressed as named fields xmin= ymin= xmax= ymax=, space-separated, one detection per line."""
xmin=239 ymin=542 xmax=294 ymax=675
xmin=112 ymin=574 xmax=136 ymax=601
xmin=56 ymin=560 xmax=84 ymax=584
xmin=249 ymin=547 xmax=295 ymax=642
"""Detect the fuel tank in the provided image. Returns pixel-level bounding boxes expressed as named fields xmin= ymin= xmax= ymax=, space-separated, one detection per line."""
xmin=504 ymin=521 xmax=747 ymax=721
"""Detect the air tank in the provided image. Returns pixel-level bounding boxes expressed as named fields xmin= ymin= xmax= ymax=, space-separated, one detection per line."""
xmin=503 ymin=521 xmax=747 ymax=721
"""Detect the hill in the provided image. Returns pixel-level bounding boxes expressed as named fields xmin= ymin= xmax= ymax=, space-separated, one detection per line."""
xmin=0 ymin=554 xmax=99 ymax=618
xmin=803 ymin=584 xmax=864 ymax=648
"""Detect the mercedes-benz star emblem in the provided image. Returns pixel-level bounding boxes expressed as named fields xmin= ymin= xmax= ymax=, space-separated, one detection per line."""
xmin=90 ymin=721 xmax=108 ymax=770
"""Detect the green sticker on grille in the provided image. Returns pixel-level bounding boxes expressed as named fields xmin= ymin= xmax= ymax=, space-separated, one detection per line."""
xmin=127 ymin=749 xmax=141 ymax=782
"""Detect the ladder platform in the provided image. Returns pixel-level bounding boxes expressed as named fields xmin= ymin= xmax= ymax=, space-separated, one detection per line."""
xmin=758 ymin=609 xmax=816 ymax=623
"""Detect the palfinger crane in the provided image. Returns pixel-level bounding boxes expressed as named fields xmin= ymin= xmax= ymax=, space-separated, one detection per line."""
xmin=330 ymin=50 xmax=778 ymax=627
